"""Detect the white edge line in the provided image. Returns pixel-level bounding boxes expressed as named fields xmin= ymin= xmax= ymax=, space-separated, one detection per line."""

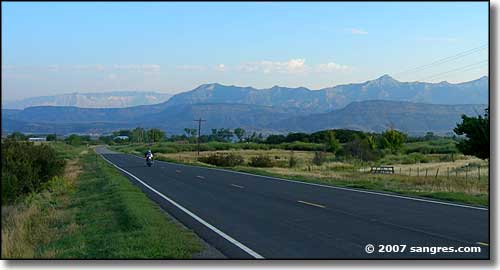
xmin=121 ymin=152 xmax=488 ymax=211
xmin=99 ymin=154 xmax=264 ymax=259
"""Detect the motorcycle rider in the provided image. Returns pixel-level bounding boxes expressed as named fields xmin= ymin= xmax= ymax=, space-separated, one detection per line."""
xmin=145 ymin=149 xmax=153 ymax=161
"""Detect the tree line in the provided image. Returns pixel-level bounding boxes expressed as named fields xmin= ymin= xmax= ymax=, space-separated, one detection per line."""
xmin=4 ymin=108 xmax=489 ymax=160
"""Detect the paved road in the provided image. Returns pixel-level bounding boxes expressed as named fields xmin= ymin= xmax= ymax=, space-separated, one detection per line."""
xmin=96 ymin=147 xmax=489 ymax=259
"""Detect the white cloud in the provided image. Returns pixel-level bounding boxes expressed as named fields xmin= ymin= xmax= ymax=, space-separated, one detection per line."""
xmin=346 ymin=28 xmax=368 ymax=35
xmin=316 ymin=62 xmax=350 ymax=72
xmin=175 ymin=65 xmax=205 ymax=71
xmin=215 ymin=64 xmax=226 ymax=72
xmin=238 ymin=58 xmax=307 ymax=74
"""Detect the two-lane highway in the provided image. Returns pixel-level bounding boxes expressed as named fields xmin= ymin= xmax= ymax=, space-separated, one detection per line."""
xmin=96 ymin=147 xmax=489 ymax=259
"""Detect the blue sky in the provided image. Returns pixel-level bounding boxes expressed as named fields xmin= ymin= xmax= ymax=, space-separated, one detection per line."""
xmin=2 ymin=2 xmax=488 ymax=100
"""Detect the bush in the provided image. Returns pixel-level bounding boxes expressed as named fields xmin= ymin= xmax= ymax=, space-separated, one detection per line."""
xmin=279 ymin=142 xmax=325 ymax=151
xmin=312 ymin=151 xmax=327 ymax=166
xmin=248 ymin=155 xmax=274 ymax=167
xmin=289 ymin=152 xmax=298 ymax=168
xmin=404 ymin=139 xmax=459 ymax=154
xmin=198 ymin=153 xmax=244 ymax=167
xmin=401 ymin=153 xmax=429 ymax=164
xmin=439 ymin=153 xmax=457 ymax=162
xmin=1 ymin=140 xmax=66 ymax=204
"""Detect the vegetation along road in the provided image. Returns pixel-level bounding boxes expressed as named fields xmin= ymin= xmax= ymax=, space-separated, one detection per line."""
xmin=97 ymin=146 xmax=489 ymax=259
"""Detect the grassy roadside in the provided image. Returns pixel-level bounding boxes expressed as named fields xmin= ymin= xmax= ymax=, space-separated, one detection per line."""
xmin=120 ymin=151 xmax=488 ymax=207
xmin=230 ymin=167 xmax=487 ymax=207
xmin=2 ymin=143 xmax=202 ymax=258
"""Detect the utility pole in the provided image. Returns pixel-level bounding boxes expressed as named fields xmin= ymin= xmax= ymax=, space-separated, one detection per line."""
xmin=194 ymin=118 xmax=206 ymax=158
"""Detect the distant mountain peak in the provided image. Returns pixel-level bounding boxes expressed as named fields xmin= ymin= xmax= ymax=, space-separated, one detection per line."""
xmin=364 ymin=74 xmax=400 ymax=87
xmin=196 ymin=83 xmax=225 ymax=91
xmin=374 ymin=74 xmax=398 ymax=82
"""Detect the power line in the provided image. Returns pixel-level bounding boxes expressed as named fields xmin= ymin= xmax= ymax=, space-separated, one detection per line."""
xmin=417 ymin=59 xmax=488 ymax=82
xmin=393 ymin=44 xmax=487 ymax=77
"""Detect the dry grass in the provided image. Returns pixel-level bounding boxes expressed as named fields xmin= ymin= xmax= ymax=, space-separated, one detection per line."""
xmin=1 ymin=158 xmax=82 ymax=259
xmin=160 ymin=149 xmax=328 ymax=164
xmin=158 ymin=150 xmax=488 ymax=197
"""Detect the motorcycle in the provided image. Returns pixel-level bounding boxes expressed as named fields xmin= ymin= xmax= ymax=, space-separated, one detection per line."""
xmin=146 ymin=155 xmax=153 ymax=167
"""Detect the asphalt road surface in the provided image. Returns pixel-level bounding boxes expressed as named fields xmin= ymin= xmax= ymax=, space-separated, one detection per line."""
xmin=96 ymin=147 xmax=489 ymax=259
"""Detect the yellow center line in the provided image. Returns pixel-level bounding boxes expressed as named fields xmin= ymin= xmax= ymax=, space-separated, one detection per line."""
xmin=196 ymin=175 xmax=205 ymax=179
xmin=298 ymin=200 xmax=326 ymax=209
xmin=476 ymin=242 xmax=489 ymax=246
xmin=230 ymin=184 xmax=244 ymax=189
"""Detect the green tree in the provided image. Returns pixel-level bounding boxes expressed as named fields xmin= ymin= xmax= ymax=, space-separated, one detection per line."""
xmin=342 ymin=138 xmax=380 ymax=161
xmin=46 ymin=134 xmax=57 ymax=141
xmin=99 ymin=135 xmax=114 ymax=145
xmin=326 ymin=131 xmax=341 ymax=154
xmin=380 ymin=129 xmax=407 ymax=153
xmin=424 ymin=132 xmax=436 ymax=141
xmin=184 ymin=128 xmax=197 ymax=138
xmin=234 ymin=128 xmax=246 ymax=142
xmin=65 ymin=134 xmax=82 ymax=146
xmin=453 ymin=109 xmax=489 ymax=160
xmin=265 ymin=134 xmax=286 ymax=144
xmin=365 ymin=135 xmax=376 ymax=150
xmin=8 ymin=132 xmax=27 ymax=141
xmin=130 ymin=127 xmax=146 ymax=143
xmin=147 ymin=128 xmax=166 ymax=143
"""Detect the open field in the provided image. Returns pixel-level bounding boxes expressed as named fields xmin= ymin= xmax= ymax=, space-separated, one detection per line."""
xmin=1 ymin=142 xmax=203 ymax=259
xmin=112 ymin=143 xmax=488 ymax=206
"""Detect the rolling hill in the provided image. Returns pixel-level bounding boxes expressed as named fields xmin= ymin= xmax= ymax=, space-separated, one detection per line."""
xmin=268 ymin=100 xmax=488 ymax=135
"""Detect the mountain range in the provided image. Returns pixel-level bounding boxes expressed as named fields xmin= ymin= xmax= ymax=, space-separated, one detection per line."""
xmin=3 ymin=91 xmax=173 ymax=109
xmin=165 ymin=75 xmax=488 ymax=113
xmin=1 ymin=75 xmax=489 ymax=136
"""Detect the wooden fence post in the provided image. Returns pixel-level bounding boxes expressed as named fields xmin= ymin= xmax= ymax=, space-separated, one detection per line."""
xmin=478 ymin=166 xmax=481 ymax=181
xmin=447 ymin=167 xmax=450 ymax=180
xmin=409 ymin=168 xmax=412 ymax=176
xmin=435 ymin=168 xmax=439 ymax=178
xmin=425 ymin=168 xmax=428 ymax=178
xmin=465 ymin=166 xmax=468 ymax=181
xmin=417 ymin=167 xmax=419 ymax=177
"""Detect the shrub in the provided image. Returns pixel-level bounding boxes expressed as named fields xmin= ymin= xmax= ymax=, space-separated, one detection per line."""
xmin=279 ymin=142 xmax=325 ymax=151
xmin=198 ymin=153 xmax=244 ymax=167
xmin=439 ymin=153 xmax=456 ymax=162
xmin=1 ymin=140 xmax=66 ymax=204
xmin=401 ymin=153 xmax=429 ymax=164
xmin=248 ymin=155 xmax=274 ymax=167
xmin=404 ymin=139 xmax=459 ymax=154
xmin=289 ymin=152 xmax=298 ymax=168
xmin=312 ymin=151 xmax=327 ymax=166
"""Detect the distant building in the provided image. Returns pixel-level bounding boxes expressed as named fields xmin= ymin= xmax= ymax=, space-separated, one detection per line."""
xmin=114 ymin=135 xmax=129 ymax=140
xmin=28 ymin=137 xmax=47 ymax=142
